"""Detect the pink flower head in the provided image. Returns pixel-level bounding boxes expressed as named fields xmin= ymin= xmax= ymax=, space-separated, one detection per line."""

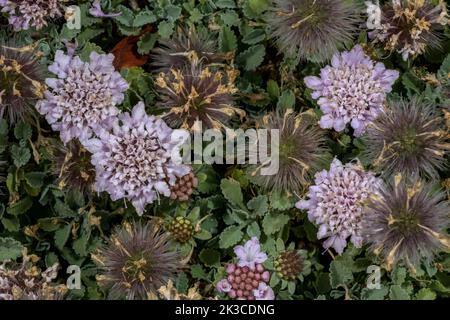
xmin=304 ymin=45 xmax=399 ymax=137
xmin=216 ymin=279 xmax=231 ymax=293
xmin=233 ymin=237 xmax=268 ymax=270
xmin=253 ymin=283 xmax=275 ymax=300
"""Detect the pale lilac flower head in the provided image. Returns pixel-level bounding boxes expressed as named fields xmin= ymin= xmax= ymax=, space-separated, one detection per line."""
xmin=253 ymin=283 xmax=275 ymax=300
xmin=234 ymin=237 xmax=268 ymax=270
xmin=89 ymin=0 xmax=122 ymax=18
xmin=0 ymin=0 xmax=63 ymax=31
xmin=296 ymin=158 xmax=381 ymax=254
xmin=304 ymin=45 xmax=399 ymax=136
xmin=36 ymin=50 xmax=128 ymax=144
xmin=83 ymin=102 xmax=191 ymax=215
xmin=216 ymin=279 xmax=231 ymax=293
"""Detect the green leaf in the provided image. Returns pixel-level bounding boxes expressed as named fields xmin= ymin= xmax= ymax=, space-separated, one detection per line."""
xmin=190 ymin=264 xmax=208 ymax=280
xmin=24 ymin=172 xmax=45 ymax=189
xmin=165 ymin=5 xmax=182 ymax=21
xmin=415 ymin=288 xmax=436 ymax=300
xmin=219 ymin=26 xmax=237 ymax=52
xmin=329 ymin=259 xmax=353 ymax=289
xmin=11 ymin=144 xmax=31 ymax=168
xmin=237 ymin=44 xmax=265 ymax=71
xmin=219 ymin=225 xmax=244 ymax=249
xmin=220 ymin=10 xmax=240 ymax=26
xmin=199 ymin=248 xmax=221 ymax=266
xmin=242 ymin=29 xmax=266 ymax=45
xmin=247 ymin=195 xmax=268 ymax=215
xmin=270 ymin=191 xmax=294 ymax=210
xmin=277 ymin=90 xmax=295 ymax=110
xmin=262 ymin=212 xmax=290 ymax=235
xmin=361 ymin=287 xmax=389 ymax=300
xmin=79 ymin=42 xmax=104 ymax=62
xmin=391 ymin=267 xmax=407 ymax=285
xmin=389 ymin=285 xmax=410 ymax=300
xmin=246 ymin=221 xmax=261 ymax=238
xmin=157 ymin=20 xmax=174 ymax=39
xmin=267 ymin=80 xmax=280 ymax=99
xmin=216 ymin=0 xmax=236 ymax=8
xmin=7 ymin=197 xmax=33 ymax=216
xmin=54 ymin=223 xmax=72 ymax=251
xmin=137 ymin=32 xmax=158 ymax=55
xmin=0 ymin=237 xmax=24 ymax=261
xmin=1 ymin=217 xmax=20 ymax=232
xmin=220 ymin=178 xmax=244 ymax=208
xmin=114 ymin=5 xmax=135 ymax=27
xmin=14 ymin=121 xmax=32 ymax=141
xmin=133 ymin=10 xmax=156 ymax=27
xmin=73 ymin=231 xmax=90 ymax=257
xmin=248 ymin=0 xmax=269 ymax=14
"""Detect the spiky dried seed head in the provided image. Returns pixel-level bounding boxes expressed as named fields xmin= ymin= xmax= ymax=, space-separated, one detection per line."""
xmin=0 ymin=40 xmax=45 ymax=124
xmin=366 ymin=0 xmax=449 ymax=60
xmin=361 ymin=97 xmax=450 ymax=179
xmin=93 ymin=220 xmax=181 ymax=300
xmin=268 ymin=0 xmax=361 ymax=62
xmin=249 ymin=109 xmax=330 ymax=193
xmin=151 ymin=27 xmax=227 ymax=72
xmin=155 ymin=60 xmax=244 ymax=130
xmin=363 ymin=175 xmax=450 ymax=270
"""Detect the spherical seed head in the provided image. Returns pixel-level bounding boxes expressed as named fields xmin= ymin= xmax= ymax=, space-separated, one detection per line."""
xmin=217 ymin=262 xmax=273 ymax=300
xmin=363 ymin=175 xmax=450 ymax=269
xmin=0 ymin=40 xmax=45 ymax=124
xmin=168 ymin=216 xmax=194 ymax=243
xmin=304 ymin=45 xmax=399 ymax=137
xmin=36 ymin=50 xmax=129 ymax=144
xmin=275 ymin=250 xmax=303 ymax=280
xmin=169 ymin=171 xmax=198 ymax=202
xmin=268 ymin=0 xmax=361 ymax=62
xmin=94 ymin=221 xmax=181 ymax=300
xmin=151 ymin=27 xmax=226 ymax=72
xmin=83 ymin=102 xmax=191 ymax=215
xmin=0 ymin=0 xmax=64 ymax=31
xmin=51 ymin=139 xmax=96 ymax=194
xmin=362 ymin=97 xmax=450 ymax=179
xmin=249 ymin=109 xmax=330 ymax=193
xmin=367 ymin=0 xmax=449 ymax=60
xmin=296 ymin=158 xmax=381 ymax=254
xmin=155 ymin=61 xmax=244 ymax=130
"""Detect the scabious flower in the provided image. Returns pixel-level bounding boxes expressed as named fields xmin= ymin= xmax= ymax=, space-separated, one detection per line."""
xmin=249 ymin=109 xmax=330 ymax=192
xmin=93 ymin=221 xmax=180 ymax=300
xmin=362 ymin=97 xmax=450 ymax=179
xmin=253 ymin=283 xmax=275 ymax=300
xmin=304 ymin=45 xmax=399 ymax=136
xmin=366 ymin=0 xmax=449 ymax=60
xmin=268 ymin=0 xmax=361 ymax=62
xmin=84 ymin=102 xmax=191 ymax=215
xmin=151 ymin=28 xmax=226 ymax=72
xmin=363 ymin=175 xmax=450 ymax=270
xmin=36 ymin=50 xmax=128 ymax=144
xmin=0 ymin=0 xmax=64 ymax=31
xmin=155 ymin=60 xmax=244 ymax=130
xmin=216 ymin=238 xmax=273 ymax=300
xmin=296 ymin=158 xmax=381 ymax=254
xmin=0 ymin=40 xmax=45 ymax=124
xmin=0 ymin=250 xmax=67 ymax=300
xmin=274 ymin=250 xmax=304 ymax=281
xmin=51 ymin=139 xmax=96 ymax=194
xmin=89 ymin=0 xmax=122 ymax=18
xmin=234 ymin=237 xmax=268 ymax=270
